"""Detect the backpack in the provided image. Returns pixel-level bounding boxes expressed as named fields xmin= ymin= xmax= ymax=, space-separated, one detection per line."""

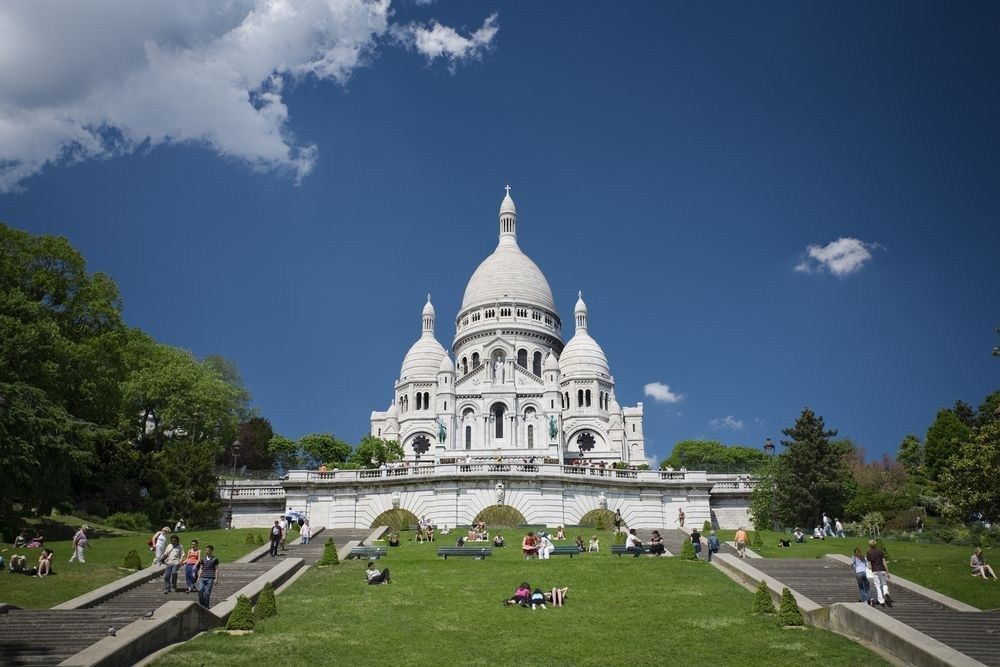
xmin=148 ymin=531 xmax=160 ymax=551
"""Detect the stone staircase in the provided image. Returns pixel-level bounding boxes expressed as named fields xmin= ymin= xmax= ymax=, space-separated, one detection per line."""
xmin=750 ymin=558 xmax=1000 ymax=666
xmin=0 ymin=529 xmax=360 ymax=666
xmin=633 ymin=529 xmax=738 ymax=558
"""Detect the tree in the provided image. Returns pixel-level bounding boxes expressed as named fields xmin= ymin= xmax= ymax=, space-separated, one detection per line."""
xmin=976 ymin=390 xmax=1000 ymax=427
xmin=772 ymin=408 xmax=850 ymax=529
xmin=939 ymin=421 xmax=1000 ymax=522
xmin=896 ymin=434 xmax=923 ymax=474
xmin=749 ymin=457 xmax=778 ymax=531
xmin=202 ymin=354 xmax=254 ymax=422
xmin=350 ymin=436 xmax=404 ymax=468
xmin=298 ymin=433 xmax=351 ymax=466
xmin=219 ymin=417 xmax=275 ymax=471
xmin=752 ymin=579 xmax=776 ymax=614
xmin=952 ymin=400 xmax=976 ymax=429
xmin=843 ymin=450 xmax=913 ymax=519
xmin=924 ymin=409 xmax=971 ymax=481
xmin=268 ymin=435 xmax=301 ymax=471
xmin=778 ymin=588 xmax=804 ymax=626
xmin=145 ymin=437 xmax=222 ymax=528
xmin=662 ymin=439 xmax=769 ymax=473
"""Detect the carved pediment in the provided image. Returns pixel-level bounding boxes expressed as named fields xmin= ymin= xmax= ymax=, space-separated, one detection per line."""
xmin=455 ymin=364 xmax=488 ymax=388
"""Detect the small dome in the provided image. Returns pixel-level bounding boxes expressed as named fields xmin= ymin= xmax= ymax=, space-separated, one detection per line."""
xmin=438 ymin=354 xmax=455 ymax=373
xmin=422 ymin=294 xmax=435 ymax=317
xmin=574 ymin=291 xmax=587 ymax=315
xmin=559 ymin=331 xmax=611 ymax=379
xmin=400 ymin=334 xmax=447 ymax=380
xmin=500 ymin=191 xmax=516 ymax=215
xmin=543 ymin=351 xmax=559 ymax=371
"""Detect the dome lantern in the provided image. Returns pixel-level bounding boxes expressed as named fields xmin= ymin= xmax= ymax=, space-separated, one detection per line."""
xmin=499 ymin=184 xmax=517 ymax=244
xmin=422 ymin=294 xmax=435 ymax=334
xmin=574 ymin=291 xmax=588 ymax=332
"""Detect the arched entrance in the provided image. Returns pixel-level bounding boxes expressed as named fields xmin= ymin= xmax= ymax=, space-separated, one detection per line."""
xmin=474 ymin=505 xmax=526 ymax=528
xmin=370 ymin=509 xmax=419 ymax=532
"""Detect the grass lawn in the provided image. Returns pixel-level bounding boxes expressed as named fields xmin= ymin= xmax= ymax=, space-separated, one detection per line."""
xmin=1 ymin=515 xmax=262 ymax=609
xmin=713 ymin=530 xmax=1000 ymax=610
xmin=156 ymin=529 xmax=885 ymax=666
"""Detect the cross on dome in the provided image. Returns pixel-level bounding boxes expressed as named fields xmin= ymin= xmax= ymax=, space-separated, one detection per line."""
xmin=505 ymin=184 xmax=511 ymax=196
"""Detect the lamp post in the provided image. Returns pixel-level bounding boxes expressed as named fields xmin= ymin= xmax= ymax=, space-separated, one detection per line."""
xmin=764 ymin=437 xmax=778 ymax=531
xmin=763 ymin=437 xmax=774 ymax=457
xmin=226 ymin=440 xmax=241 ymax=529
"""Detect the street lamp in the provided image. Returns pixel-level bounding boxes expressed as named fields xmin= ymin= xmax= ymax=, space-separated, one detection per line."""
xmin=763 ymin=437 xmax=775 ymax=456
xmin=226 ymin=440 xmax=241 ymax=529
xmin=763 ymin=437 xmax=778 ymax=531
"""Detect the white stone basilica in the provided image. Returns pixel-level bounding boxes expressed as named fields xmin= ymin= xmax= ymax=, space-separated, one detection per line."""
xmin=371 ymin=188 xmax=647 ymax=465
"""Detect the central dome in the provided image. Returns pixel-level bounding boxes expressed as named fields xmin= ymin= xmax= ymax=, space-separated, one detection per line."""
xmin=461 ymin=243 xmax=556 ymax=313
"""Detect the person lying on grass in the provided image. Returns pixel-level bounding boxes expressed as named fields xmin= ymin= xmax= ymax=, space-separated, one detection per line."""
xmin=545 ymin=587 xmax=569 ymax=607
xmin=530 ymin=588 xmax=546 ymax=609
xmin=503 ymin=582 xmax=531 ymax=606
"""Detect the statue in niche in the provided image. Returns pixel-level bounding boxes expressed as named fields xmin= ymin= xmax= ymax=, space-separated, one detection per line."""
xmin=549 ymin=415 xmax=558 ymax=440
xmin=494 ymin=358 xmax=505 ymax=384
xmin=438 ymin=418 xmax=447 ymax=444
xmin=495 ymin=481 xmax=506 ymax=505
xmin=598 ymin=491 xmax=607 ymax=509
xmin=391 ymin=492 xmax=401 ymax=509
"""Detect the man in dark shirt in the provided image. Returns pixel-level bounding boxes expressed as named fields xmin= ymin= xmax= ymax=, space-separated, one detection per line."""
xmin=866 ymin=540 xmax=892 ymax=607
xmin=196 ymin=545 xmax=219 ymax=608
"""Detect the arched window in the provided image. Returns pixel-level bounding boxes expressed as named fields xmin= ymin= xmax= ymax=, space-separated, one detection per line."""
xmin=577 ymin=390 xmax=584 ymax=407
xmin=424 ymin=392 xmax=430 ymax=409
xmin=564 ymin=392 xmax=569 ymax=409
xmin=585 ymin=390 xmax=592 ymax=407
xmin=465 ymin=425 xmax=472 ymax=449
xmin=463 ymin=407 xmax=475 ymax=420
xmin=631 ymin=423 xmax=636 ymax=433
xmin=532 ymin=351 xmax=542 ymax=376
xmin=462 ymin=357 xmax=468 ymax=374
xmin=527 ymin=425 xmax=534 ymax=449
xmin=493 ymin=404 xmax=505 ymax=438
xmin=517 ymin=348 xmax=528 ymax=369
xmin=472 ymin=352 xmax=480 ymax=368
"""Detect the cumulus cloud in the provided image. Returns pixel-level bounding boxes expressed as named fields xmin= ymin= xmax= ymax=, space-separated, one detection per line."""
xmin=709 ymin=415 xmax=744 ymax=431
xmin=794 ymin=237 xmax=880 ymax=277
xmin=0 ymin=1 xmax=499 ymax=192
xmin=644 ymin=382 xmax=683 ymax=404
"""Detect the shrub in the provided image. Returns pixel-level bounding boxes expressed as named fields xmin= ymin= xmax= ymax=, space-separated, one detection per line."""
xmin=613 ymin=532 xmax=627 ymax=545
xmin=255 ymin=582 xmax=277 ymax=620
xmin=122 ymin=549 xmax=143 ymax=570
xmin=317 ymin=537 xmax=339 ymax=566
xmin=580 ymin=509 xmax=615 ymax=531
xmin=752 ymin=580 xmax=776 ymax=614
xmin=752 ymin=531 xmax=764 ymax=548
xmin=703 ymin=520 xmax=712 ymax=532
xmin=106 ymin=512 xmax=151 ymax=533
xmin=244 ymin=533 xmax=257 ymax=545
xmin=679 ymin=538 xmax=697 ymax=560
xmin=227 ymin=595 xmax=255 ymax=631
xmin=255 ymin=533 xmax=265 ymax=546
xmin=873 ymin=538 xmax=890 ymax=561
xmin=778 ymin=588 xmax=804 ymax=626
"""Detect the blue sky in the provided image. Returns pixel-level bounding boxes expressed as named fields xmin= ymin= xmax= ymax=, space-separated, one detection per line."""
xmin=1 ymin=1 xmax=997 ymax=463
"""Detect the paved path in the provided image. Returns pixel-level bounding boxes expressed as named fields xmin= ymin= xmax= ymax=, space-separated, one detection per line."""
xmin=750 ymin=557 xmax=1000 ymax=666
xmin=0 ymin=529 xmax=363 ymax=665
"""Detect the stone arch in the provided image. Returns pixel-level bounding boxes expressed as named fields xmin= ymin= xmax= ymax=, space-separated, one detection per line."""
xmin=404 ymin=431 xmax=435 ymax=456
xmin=567 ymin=428 xmax=606 ymax=453
xmin=370 ymin=508 xmax=419 ymax=531
xmin=578 ymin=508 xmax=616 ymax=530
xmin=474 ymin=505 xmax=526 ymax=528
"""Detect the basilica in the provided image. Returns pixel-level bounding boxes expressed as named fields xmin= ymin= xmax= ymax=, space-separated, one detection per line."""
xmin=370 ymin=188 xmax=647 ymax=465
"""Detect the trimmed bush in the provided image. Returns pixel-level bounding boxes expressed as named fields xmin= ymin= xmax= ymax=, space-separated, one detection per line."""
xmin=122 ymin=549 xmax=143 ymax=571
xmin=613 ymin=531 xmax=627 ymax=545
xmin=317 ymin=537 xmax=340 ymax=566
xmin=244 ymin=532 xmax=257 ymax=545
xmin=752 ymin=580 xmax=776 ymax=614
xmin=227 ymin=595 xmax=255 ymax=631
xmin=106 ymin=512 xmax=152 ymax=533
xmin=778 ymin=588 xmax=804 ymax=626
xmin=703 ymin=520 xmax=712 ymax=532
xmin=255 ymin=533 xmax=265 ymax=546
xmin=752 ymin=531 xmax=764 ymax=548
xmin=255 ymin=582 xmax=278 ymax=620
xmin=579 ymin=509 xmax=615 ymax=531
xmin=679 ymin=538 xmax=697 ymax=560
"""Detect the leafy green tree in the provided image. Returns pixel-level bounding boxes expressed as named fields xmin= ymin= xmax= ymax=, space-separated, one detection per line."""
xmin=662 ymin=439 xmax=769 ymax=473
xmin=939 ymin=422 xmax=1000 ymax=522
xmin=268 ymin=435 xmax=301 ymax=471
xmin=220 ymin=417 xmax=275 ymax=471
xmin=299 ymin=433 xmax=351 ymax=466
xmin=749 ymin=457 xmax=778 ymax=531
xmin=896 ymin=434 xmax=923 ymax=474
xmin=773 ymin=408 xmax=850 ymax=528
xmin=952 ymin=400 xmax=976 ymax=429
xmin=925 ymin=409 xmax=971 ymax=481
xmin=203 ymin=354 xmax=254 ymax=422
xmin=350 ymin=436 xmax=404 ymax=468
xmin=976 ymin=390 xmax=1000 ymax=427
xmin=145 ymin=437 xmax=222 ymax=528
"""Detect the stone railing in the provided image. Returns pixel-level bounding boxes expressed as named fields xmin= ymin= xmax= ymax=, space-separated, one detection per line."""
xmin=707 ymin=474 xmax=757 ymax=493
xmin=218 ymin=484 xmax=286 ymax=500
xmin=285 ymin=464 xmax=715 ymax=485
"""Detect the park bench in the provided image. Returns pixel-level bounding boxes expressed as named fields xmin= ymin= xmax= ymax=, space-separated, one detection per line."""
xmin=348 ymin=546 xmax=387 ymax=560
xmin=437 ymin=547 xmax=492 ymax=560
xmin=549 ymin=546 xmax=583 ymax=558
xmin=611 ymin=544 xmax=652 ymax=557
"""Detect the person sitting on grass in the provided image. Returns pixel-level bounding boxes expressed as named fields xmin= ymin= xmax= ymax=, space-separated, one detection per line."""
xmin=522 ymin=532 xmax=538 ymax=560
xmin=426 ymin=524 xmax=435 ymax=542
xmin=388 ymin=533 xmax=400 ymax=547
xmin=9 ymin=554 xmax=27 ymax=573
xmin=648 ymin=531 xmax=666 ymax=556
xmin=493 ymin=533 xmax=505 ymax=548
xmin=456 ymin=536 xmax=466 ymax=547
xmin=26 ymin=534 xmax=44 ymax=548
xmin=13 ymin=533 xmax=27 ymax=548
xmin=365 ymin=561 xmax=391 ymax=585
xmin=793 ymin=527 xmax=805 ymax=543
xmin=812 ymin=526 xmax=825 ymax=540
xmin=36 ymin=549 xmax=54 ymax=577
xmin=504 ymin=582 xmax=531 ymax=606
xmin=530 ymin=588 xmax=546 ymax=610
xmin=574 ymin=535 xmax=585 ymax=551
xmin=588 ymin=535 xmax=600 ymax=553
xmin=971 ymin=548 xmax=997 ymax=580
xmin=545 ymin=587 xmax=569 ymax=607
xmin=555 ymin=526 xmax=566 ymax=540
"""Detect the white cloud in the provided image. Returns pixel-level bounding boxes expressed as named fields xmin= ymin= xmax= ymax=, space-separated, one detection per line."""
xmin=0 ymin=1 xmax=499 ymax=192
xmin=709 ymin=415 xmax=744 ymax=431
xmin=795 ymin=237 xmax=880 ymax=277
xmin=644 ymin=382 xmax=683 ymax=404
xmin=754 ymin=417 xmax=766 ymax=427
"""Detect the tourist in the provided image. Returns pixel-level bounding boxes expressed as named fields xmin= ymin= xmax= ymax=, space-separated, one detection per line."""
xmin=530 ymin=588 xmax=547 ymax=610
xmin=504 ymin=582 xmax=531 ymax=606
xmin=707 ymin=531 xmax=721 ymax=562
xmin=456 ymin=535 xmax=466 ymax=547
xmin=388 ymin=533 xmax=400 ymax=547
xmin=555 ymin=526 xmax=566 ymax=540
xmin=915 ymin=516 xmax=924 ymax=533
xmin=649 ymin=530 xmax=666 ymax=556
xmin=280 ymin=515 xmax=291 ymax=551
xmin=812 ymin=526 xmax=825 ymax=540
xmin=493 ymin=533 xmax=505 ymax=548
xmin=522 ymin=532 xmax=539 ymax=559
xmin=162 ymin=535 xmax=184 ymax=594
xmin=793 ymin=527 xmax=805 ymax=543
xmin=588 ymin=535 xmax=600 ymax=553
xmin=14 ymin=532 xmax=27 ymax=548
xmin=678 ymin=507 xmax=686 ymax=528
xmin=36 ymin=549 xmax=53 ymax=577
xmin=152 ymin=527 xmax=170 ymax=565
xmin=426 ymin=523 xmax=435 ymax=542
xmin=196 ymin=545 xmax=219 ymax=607
xmin=822 ymin=513 xmax=833 ymax=537
xmin=300 ymin=520 xmax=311 ymax=545
xmin=26 ymin=534 xmax=44 ymax=548
xmin=269 ymin=520 xmax=282 ymax=557
xmin=546 ymin=587 xmax=569 ymax=607
xmin=971 ymin=548 xmax=997 ymax=580
xmin=866 ymin=540 xmax=891 ymax=607
xmin=537 ymin=532 xmax=555 ymax=559
xmin=574 ymin=535 xmax=585 ymax=551
xmin=625 ymin=529 xmax=643 ymax=557
xmin=835 ymin=519 xmax=845 ymax=538
xmin=174 ymin=519 xmax=186 ymax=532
xmin=68 ymin=526 xmax=89 ymax=564
xmin=183 ymin=539 xmax=201 ymax=593
xmin=778 ymin=538 xmax=791 ymax=548
xmin=850 ymin=547 xmax=871 ymax=604
xmin=614 ymin=509 xmax=623 ymax=533
xmin=365 ymin=561 xmax=391 ymax=585
xmin=690 ymin=528 xmax=702 ymax=559
xmin=734 ymin=527 xmax=749 ymax=559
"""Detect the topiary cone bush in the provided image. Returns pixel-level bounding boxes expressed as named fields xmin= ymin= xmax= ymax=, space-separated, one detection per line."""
xmin=122 ymin=549 xmax=143 ymax=571
xmin=679 ymin=538 xmax=698 ymax=560
xmin=317 ymin=537 xmax=340 ymax=566
xmin=752 ymin=531 xmax=764 ymax=548
xmin=255 ymin=533 xmax=265 ymax=546
xmin=752 ymin=579 xmax=776 ymax=614
xmin=244 ymin=532 xmax=256 ymax=545
xmin=255 ymin=582 xmax=278 ymax=620
xmin=778 ymin=587 xmax=804 ymax=626
xmin=227 ymin=595 xmax=256 ymax=631
xmin=613 ymin=532 xmax=627 ymax=545
xmin=703 ymin=520 xmax=712 ymax=532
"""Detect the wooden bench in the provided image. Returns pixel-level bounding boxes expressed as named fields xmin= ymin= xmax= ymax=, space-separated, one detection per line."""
xmin=549 ymin=546 xmax=583 ymax=558
xmin=348 ymin=546 xmax=387 ymax=560
xmin=437 ymin=547 xmax=492 ymax=560
xmin=611 ymin=544 xmax=652 ymax=557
